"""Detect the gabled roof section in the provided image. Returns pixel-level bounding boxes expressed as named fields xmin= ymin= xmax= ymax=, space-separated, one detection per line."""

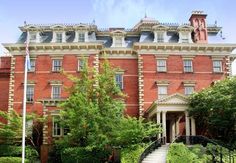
xmin=152 ymin=24 xmax=169 ymax=31
xmin=155 ymin=93 xmax=189 ymax=105
xmin=177 ymin=24 xmax=194 ymax=32
xmin=133 ymin=17 xmax=160 ymax=31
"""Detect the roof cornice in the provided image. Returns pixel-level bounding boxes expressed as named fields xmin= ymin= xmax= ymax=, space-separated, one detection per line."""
xmin=133 ymin=42 xmax=236 ymax=54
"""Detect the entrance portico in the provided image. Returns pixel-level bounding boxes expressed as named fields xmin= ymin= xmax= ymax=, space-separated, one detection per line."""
xmin=147 ymin=93 xmax=196 ymax=143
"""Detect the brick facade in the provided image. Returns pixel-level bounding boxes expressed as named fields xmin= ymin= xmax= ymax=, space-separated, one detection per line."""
xmin=2 ymin=11 xmax=236 ymax=162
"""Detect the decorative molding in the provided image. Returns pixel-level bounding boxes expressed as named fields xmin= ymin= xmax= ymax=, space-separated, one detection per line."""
xmin=183 ymin=80 xmax=196 ymax=86
xmin=138 ymin=54 xmax=144 ymax=117
xmin=8 ymin=57 xmax=15 ymax=113
xmin=49 ymin=80 xmax=63 ymax=85
xmin=155 ymin=80 xmax=170 ymax=86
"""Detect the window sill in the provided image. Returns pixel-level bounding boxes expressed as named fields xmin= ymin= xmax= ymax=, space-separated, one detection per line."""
xmin=212 ymin=72 xmax=223 ymax=74
xmin=51 ymin=71 xmax=61 ymax=73
xmin=26 ymin=101 xmax=34 ymax=104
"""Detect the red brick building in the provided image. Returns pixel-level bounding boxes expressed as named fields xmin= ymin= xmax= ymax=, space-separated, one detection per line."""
xmin=2 ymin=11 xmax=236 ymax=161
xmin=0 ymin=57 xmax=11 ymax=114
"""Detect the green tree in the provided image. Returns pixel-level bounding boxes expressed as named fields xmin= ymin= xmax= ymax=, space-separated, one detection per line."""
xmin=58 ymin=60 xmax=160 ymax=161
xmin=188 ymin=77 xmax=236 ymax=145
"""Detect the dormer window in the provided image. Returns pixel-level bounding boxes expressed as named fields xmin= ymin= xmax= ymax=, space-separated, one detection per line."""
xmin=29 ymin=33 xmax=37 ymax=43
xmin=56 ymin=33 xmax=63 ymax=43
xmin=157 ymin=33 xmax=164 ymax=43
xmin=114 ymin=37 xmax=122 ymax=47
xmin=78 ymin=33 xmax=85 ymax=42
xmin=181 ymin=33 xmax=189 ymax=43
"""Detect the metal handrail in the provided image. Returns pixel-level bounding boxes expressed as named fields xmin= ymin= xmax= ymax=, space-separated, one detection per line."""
xmin=174 ymin=135 xmax=235 ymax=163
xmin=138 ymin=137 xmax=164 ymax=163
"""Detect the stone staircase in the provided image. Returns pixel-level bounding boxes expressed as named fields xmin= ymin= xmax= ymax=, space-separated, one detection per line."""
xmin=141 ymin=144 xmax=169 ymax=163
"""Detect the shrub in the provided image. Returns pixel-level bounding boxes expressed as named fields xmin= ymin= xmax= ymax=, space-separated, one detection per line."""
xmin=0 ymin=157 xmax=29 ymax=163
xmin=0 ymin=145 xmax=38 ymax=161
xmin=167 ymin=143 xmax=198 ymax=163
xmin=61 ymin=147 xmax=110 ymax=163
xmin=121 ymin=144 xmax=147 ymax=163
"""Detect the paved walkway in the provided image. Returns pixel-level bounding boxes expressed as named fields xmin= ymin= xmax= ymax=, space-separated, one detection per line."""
xmin=142 ymin=144 xmax=169 ymax=163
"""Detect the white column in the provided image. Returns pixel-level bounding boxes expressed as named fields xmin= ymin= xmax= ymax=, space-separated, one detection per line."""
xmin=185 ymin=111 xmax=190 ymax=136
xmin=162 ymin=111 xmax=167 ymax=143
xmin=62 ymin=31 xmax=66 ymax=43
xmin=156 ymin=112 xmax=161 ymax=138
xmin=85 ymin=31 xmax=89 ymax=42
xmin=153 ymin=32 xmax=157 ymax=42
xmin=74 ymin=31 xmax=78 ymax=42
xmin=171 ymin=120 xmax=176 ymax=142
xmin=191 ymin=117 xmax=196 ymax=136
xmin=176 ymin=116 xmax=181 ymax=136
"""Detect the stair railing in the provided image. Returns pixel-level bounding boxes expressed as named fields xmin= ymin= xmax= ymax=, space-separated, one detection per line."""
xmin=138 ymin=137 xmax=165 ymax=163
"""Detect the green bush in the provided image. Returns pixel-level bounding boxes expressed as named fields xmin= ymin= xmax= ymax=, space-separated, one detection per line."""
xmin=0 ymin=145 xmax=38 ymax=161
xmin=167 ymin=143 xmax=198 ymax=163
xmin=121 ymin=144 xmax=147 ymax=163
xmin=0 ymin=157 xmax=29 ymax=163
xmin=61 ymin=147 xmax=110 ymax=163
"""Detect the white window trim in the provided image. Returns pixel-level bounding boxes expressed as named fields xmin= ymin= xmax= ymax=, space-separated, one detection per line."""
xmin=77 ymin=58 xmax=87 ymax=71
xmin=26 ymin=85 xmax=34 ymax=103
xmin=51 ymin=85 xmax=61 ymax=99
xmin=184 ymin=86 xmax=194 ymax=96
xmin=158 ymin=85 xmax=168 ymax=99
xmin=52 ymin=59 xmax=62 ymax=72
xmin=115 ymin=73 xmax=124 ymax=90
xmin=28 ymin=59 xmax=36 ymax=72
xmin=212 ymin=60 xmax=223 ymax=73
xmin=52 ymin=116 xmax=62 ymax=137
xmin=157 ymin=59 xmax=167 ymax=72
xmin=183 ymin=60 xmax=193 ymax=72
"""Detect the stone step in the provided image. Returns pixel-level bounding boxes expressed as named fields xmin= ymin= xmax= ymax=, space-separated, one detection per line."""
xmin=141 ymin=145 xmax=169 ymax=163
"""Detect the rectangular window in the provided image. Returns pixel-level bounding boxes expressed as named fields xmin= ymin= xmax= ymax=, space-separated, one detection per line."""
xmin=184 ymin=86 xmax=194 ymax=96
xmin=56 ymin=33 xmax=62 ymax=43
xmin=52 ymin=116 xmax=61 ymax=137
xmin=213 ymin=60 xmax=222 ymax=72
xmin=52 ymin=86 xmax=61 ymax=99
xmin=158 ymin=86 xmax=167 ymax=99
xmin=115 ymin=37 xmax=122 ymax=47
xmin=182 ymin=33 xmax=189 ymax=43
xmin=30 ymin=33 xmax=36 ymax=42
xmin=29 ymin=59 xmax=35 ymax=72
xmin=157 ymin=60 xmax=167 ymax=72
xmin=52 ymin=59 xmax=62 ymax=72
xmin=157 ymin=33 xmax=164 ymax=42
xmin=183 ymin=60 xmax=193 ymax=72
xmin=26 ymin=85 xmax=34 ymax=102
xmin=115 ymin=74 xmax=123 ymax=90
xmin=78 ymin=59 xmax=85 ymax=71
xmin=78 ymin=33 xmax=85 ymax=42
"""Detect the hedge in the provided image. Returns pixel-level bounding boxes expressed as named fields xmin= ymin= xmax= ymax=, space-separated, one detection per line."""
xmin=0 ymin=157 xmax=29 ymax=163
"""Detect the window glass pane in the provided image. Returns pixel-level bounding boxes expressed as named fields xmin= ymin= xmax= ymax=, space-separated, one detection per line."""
xmin=184 ymin=60 xmax=193 ymax=72
xmin=52 ymin=86 xmax=61 ymax=99
xmin=78 ymin=59 xmax=85 ymax=71
xmin=157 ymin=60 xmax=166 ymax=72
xmin=157 ymin=33 xmax=164 ymax=42
xmin=115 ymin=37 xmax=122 ymax=47
xmin=185 ymin=86 xmax=194 ymax=95
xmin=26 ymin=85 xmax=34 ymax=102
xmin=213 ymin=61 xmax=222 ymax=72
xmin=29 ymin=60 xmax=35 ymax=71
xmin=158 ymin=86 xmax=167 ymax=99
xmin=78 ymin=33 xmax=85 ymax=42
xmin=53 ymin=60 xmax=62 ymax=71
xmin=115 ymin=74 xmax=123 ymax=89
xmin=56 ymin=33 xmax=62 ymax=43
xmin=53 ymin=116 xmax=61 ymax=136
xmin=30 ymin=33 xmax=36 ymax=42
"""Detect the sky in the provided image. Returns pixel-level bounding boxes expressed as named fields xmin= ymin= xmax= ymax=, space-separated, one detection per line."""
xmin=1 ymin=0 xmax=236 ymax=72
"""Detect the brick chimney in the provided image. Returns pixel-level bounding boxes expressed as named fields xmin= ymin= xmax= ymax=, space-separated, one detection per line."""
xmin=189 ymin=11 xmax=208 ymax=43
